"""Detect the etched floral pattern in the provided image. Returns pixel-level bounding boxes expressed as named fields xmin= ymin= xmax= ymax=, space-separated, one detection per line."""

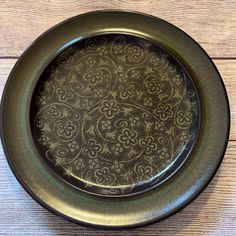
xmin=118 ymin=129 xmax=138 ymax=148
xmin=83 ymin=139 xmax=101 ymax=158
xmin=100 ymin=100 xmax=120 ymax=119
xmin=31 ymin=35 xmax=199 ymax=196
xmin=176 ymin=110 xmax=193 ymax=127
xmin=126 ymin=45 xmax=144 ymax=63
xmin=145 ymin=77 xmax=163 ymax=94
xmin=68 ymin=140 xmax=80 ymax=153
xmin=94 ymin=167 xmax=116 ymax=185
xmin=54 ymin=120 xmax=77 ymax=139
xmin=88 ymin=158 xmax=99 ymax=169
xmin=155 ymin=104 xmax=173 ymax=121
xmin=112 ymin=143 xmax=124 ymax=155
xmin=111 ymin=161 xmax=124 ymax=173
xmin=56 ymin=86 xmax=73 ymax=102
xmin=101 ymin=120 xmax=112 ymax=130
xmin=119 ymin=84 xmax=135 ymax=99
xmin=134 ymin=164 xmax=154 ymax=182
xmin=129 ymin=117 xmax=140 ymax=127
xmin=45 ymin=106 xmax=61 ymax=118
xmin=75 ymin=158 xmax=85 ymax=170
xmin=84 ymin=56 xmax=96 ymax=66
xmin=38 ymin=135 xmax=49 ymax=146
xmin=139 ymin=136 xmax=158 ymax=154
xmin=84 ymin=69 xmax=105 ymax=86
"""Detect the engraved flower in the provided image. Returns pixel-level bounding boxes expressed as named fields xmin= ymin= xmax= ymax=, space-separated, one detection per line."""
xmin=101 ymin=120 xmax=111 ymax=130
xmin=158 ymin=148 xmax=169 ymax=160
xmin=180 ymin=132 xmax=194 ymax=143
xmin=84 ymin=69 xmax=104 ymax=86
xmin=111 ymin=160 xmax=124 ymax=173
xmin=100 ymin=100 xmax=120 ymax=119
xmin=46 ymin=106 xmax=61 ymax=119
xmin=134 ymin=164 xmax=154 ymax=182
xmin=75 ymin=158 xmax=85 ymax=170
xmin=127 ymin=45 xmax=143 ymax=63
xmin=97 ymin=45 xmax=108 ymax=56
xmin=56 ymin=86 xmax=73 ymax=101
xmin=172 ymin=74 xmax=183 ymax=85
xmin=113 ymin=45 xmax=123 ymax=54
xmin=119 ymin=84 xmax=134 ymax=99
xmin=143 ymin=97 xmax=153 ymax=107
xmin=47 ymin=65 xmax=58 ymax=77
xmin=139 ymin=136 xmax=158 ymax=154
xmin=154 ymin=121 xmax=165 ymax=132
xmin=112 ymin=143 xmax=124 ymax=155
xmin=94 ymin=88 xmax=104 ymax=98
xmin=84 ymin=56 xmax=96 ymax=66
xmin=118 ymin=72 xmax=127 ymax=83
xmin=155 ymin=104 xmax=173 ymax=121
xmin=88 ymin=158 xmax=99 ymax=169
xmin=149 ymin=54 xmax=160 ymax=65
xmin=80 ymin=98 xmax=93 ymax=110
xmin=38 ymin=135 xmax=49 ymax=146
xmin=145 ymin=78 xmax=163 ymax=94
xmin=176 ymin=111 xmax=193 ymax=126
xmin=129 ymin=116 xmax=140 ymax=127
xmin=83 ymin=139 xmax=101 ymax=158
xmin=58 ymin=53 xmax=74 ymax=69
xmin=118 ymin=128 xmax=138 ymax=148
xmin=68 ymin=140 xmax=80 ymax=153
xmin=94 ymin=167 xmax=115 ymax=185
xmin=130 ymin=69 xmax=140 ymax=79
xmin=55 ymin=120 xmax=77 ymax=139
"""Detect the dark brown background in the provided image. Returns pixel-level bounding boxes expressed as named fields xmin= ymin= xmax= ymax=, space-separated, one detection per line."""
xmin=0 ymin=1 xmax=235 ymax=235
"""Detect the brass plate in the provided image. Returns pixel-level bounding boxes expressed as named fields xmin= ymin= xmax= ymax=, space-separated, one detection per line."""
xmin=30 ymin=34 xmax=200 ymax=197
xmin=0 ymin=11 xmax=230 ymax=228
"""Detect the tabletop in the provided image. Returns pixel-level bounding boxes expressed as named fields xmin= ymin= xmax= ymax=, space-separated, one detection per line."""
xmin=0 ymin=1 xmax=236 ymax=235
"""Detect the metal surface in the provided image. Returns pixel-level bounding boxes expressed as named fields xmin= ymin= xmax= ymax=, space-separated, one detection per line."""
xmin=0 ymin=10 xmax=230 ymax=228
xmin=30 ymin=34 xmax=200 ymax=197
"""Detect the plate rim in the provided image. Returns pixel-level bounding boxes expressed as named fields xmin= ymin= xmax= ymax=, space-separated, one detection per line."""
xmin=0 ymin=10 xmax=230 ymax=229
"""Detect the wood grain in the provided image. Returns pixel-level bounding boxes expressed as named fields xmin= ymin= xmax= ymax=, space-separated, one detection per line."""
xmin=214 ymin=59 xmax=236 ymax=140
xmin=0 ymin=0 xmax=236 ymax=58
xmin=0 ymin=1 xmax=235 ymax=235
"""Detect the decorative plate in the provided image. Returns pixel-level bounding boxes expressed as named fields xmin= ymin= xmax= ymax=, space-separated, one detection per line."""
xmin=0 ymin=11 xmax=230 ymax=228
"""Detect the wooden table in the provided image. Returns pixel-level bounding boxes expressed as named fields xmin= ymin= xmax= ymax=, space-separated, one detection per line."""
xmin=0 ymin=1 xmax=235 ymax=235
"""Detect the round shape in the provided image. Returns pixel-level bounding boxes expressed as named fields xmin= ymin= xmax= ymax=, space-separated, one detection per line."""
xmin=0 ymin=11 xmax=230 ymax=228
xmin=30 ymin=34 xmax=200 ymax=197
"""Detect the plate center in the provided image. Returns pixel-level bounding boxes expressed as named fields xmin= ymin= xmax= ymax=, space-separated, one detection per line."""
xmin=30 ymin=34 xmax=200 ymax=197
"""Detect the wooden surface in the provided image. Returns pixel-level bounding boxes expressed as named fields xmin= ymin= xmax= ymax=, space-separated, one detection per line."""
xmin=0 ymin=1 xmax=235 ymax=235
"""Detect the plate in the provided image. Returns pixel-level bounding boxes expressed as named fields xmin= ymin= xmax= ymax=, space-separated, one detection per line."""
xmin=0 ymin=11 xmax=230 ymax=228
